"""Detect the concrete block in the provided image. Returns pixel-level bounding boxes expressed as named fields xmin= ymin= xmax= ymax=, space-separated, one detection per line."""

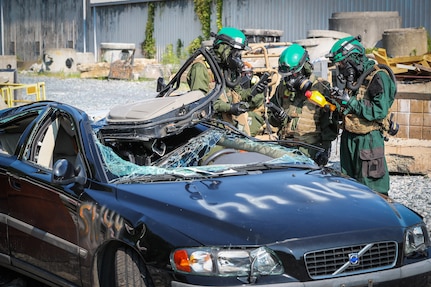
xmin=0 ymin=56 xmax=17 ymax=69
xmin=410 ymin=99 xmax=424 ymax=113
xmin=329 ymin=11 xmax=401 ymax=48
xmin=396 ymin=125 xmax=408 ymax=138
xmin=409 ymin=113 xmax=424 ymax=126
xmin=0 ymin=70 xmax=17 ymax=83
xmin=424 ymin=114 xmax=431 ymax=126
xmin=409 ymin=126 xmax=423 ymax=139
xmin=386 ymin=138 xmax=431 ymax=176
xmin=383 ymin=28 xmax=428 ymax=57
xmin=396 ymin=113 xmax=409 ymax=125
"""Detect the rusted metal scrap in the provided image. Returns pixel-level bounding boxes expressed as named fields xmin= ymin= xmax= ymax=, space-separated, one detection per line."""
xmin=108 ymin=49 xmax=135 ymax=80
xmin=108 ymin=59 xmax=133 ymax=80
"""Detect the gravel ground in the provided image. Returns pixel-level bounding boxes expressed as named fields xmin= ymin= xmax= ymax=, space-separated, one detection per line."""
xmin=1 ymin=73 xmax=429 ymax=286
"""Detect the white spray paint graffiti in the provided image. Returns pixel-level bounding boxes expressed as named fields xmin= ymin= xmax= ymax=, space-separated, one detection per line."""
xmin=236 ymin=193 xmax=290 ymax=209
xmin=288 ymin=181 xmax=375 ymax=202
xmin=196 ymin=180 xmax=374 ymax=219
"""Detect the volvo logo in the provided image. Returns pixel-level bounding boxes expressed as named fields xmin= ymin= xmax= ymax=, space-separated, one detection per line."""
xmin=349 ymin=253 xmax=360 ymax=265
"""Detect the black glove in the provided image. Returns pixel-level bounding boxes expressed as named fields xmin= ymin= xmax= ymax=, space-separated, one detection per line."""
xmin=266 ymin=102 xmax=288 ymax=124
xmin=255 ymin=79 xmax=268 ymax=94
xmin=314 ymin=149 xmax=330 ymax=166
xmin=229 ymin=102 xmax=248 ymax=116
xmin=330 ymin=87 xmax=350 ymax=103
xmin=250 ymin=72 xmax=270 ymax=97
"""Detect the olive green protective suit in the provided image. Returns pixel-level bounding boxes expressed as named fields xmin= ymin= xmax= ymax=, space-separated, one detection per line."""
xmin=270 ymin=75 xmax=339 ymax=162
xmin=187 ymin=51 xmax=265 ymax=136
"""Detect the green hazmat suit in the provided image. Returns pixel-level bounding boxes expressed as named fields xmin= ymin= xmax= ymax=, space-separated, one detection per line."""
xmin=340 ymin=59 xmax=397 ymax=194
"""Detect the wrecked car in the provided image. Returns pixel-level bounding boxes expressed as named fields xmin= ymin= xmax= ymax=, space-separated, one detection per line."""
xmin=0 ymin=47 xmax=430 ymax=287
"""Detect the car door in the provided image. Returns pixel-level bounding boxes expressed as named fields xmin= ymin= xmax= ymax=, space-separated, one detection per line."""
xmin=0 ymin=108 xmax=42 ymax=263
xmin=6 ymin=108 xmax=83 ymax=285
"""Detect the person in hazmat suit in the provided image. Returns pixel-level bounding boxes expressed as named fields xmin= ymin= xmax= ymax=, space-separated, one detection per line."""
xmin=269 ymin=43 xmax=339 ymax=166
xmin=326 ymin=35 xmax=397 ymax=194
xmin=187 ymin=27 xmax=267 ymax=136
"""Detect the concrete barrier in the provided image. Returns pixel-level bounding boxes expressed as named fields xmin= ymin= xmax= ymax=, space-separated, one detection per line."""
xmin=329 ymin=11 xmax=401 ymax=48
xmin=43 ymin=48 xmax=78 ymax=73
xmin=383 ymin=27 xmax=428 ymax=57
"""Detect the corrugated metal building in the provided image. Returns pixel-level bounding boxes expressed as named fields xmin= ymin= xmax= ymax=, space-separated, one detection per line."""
xmin=1 ymin=0 xmax=430 ymax=62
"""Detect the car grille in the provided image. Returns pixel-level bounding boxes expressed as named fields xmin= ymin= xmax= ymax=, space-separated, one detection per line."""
xmin=304 ymin=241 xmax=398 ymax=279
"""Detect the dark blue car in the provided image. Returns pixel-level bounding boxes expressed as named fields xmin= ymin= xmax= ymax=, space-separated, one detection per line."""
xmin=0 ymin=48 xmax=430 ymax=287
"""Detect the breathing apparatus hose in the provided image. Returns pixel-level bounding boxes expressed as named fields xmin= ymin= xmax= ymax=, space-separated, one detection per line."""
xmin=346 ymin=63 xmax=396 ymax=91
xmin=224 ymin=70 xmax=242 ymax=88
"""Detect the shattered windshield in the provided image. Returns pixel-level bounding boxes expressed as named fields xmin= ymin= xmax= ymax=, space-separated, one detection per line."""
xmin=96 ymin=126 xmax=316 ymax=182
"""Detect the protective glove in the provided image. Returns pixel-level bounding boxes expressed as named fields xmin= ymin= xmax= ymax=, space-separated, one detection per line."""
xmin=266 ymin=102 xmax=288 ymax=123
xmin=314 ymin=149 xmax=330 ymax=166
xmin=250 ymin=72 xmax=270 ymax=97
xmin=229 ymin=102 xmax=248 ymax=116
xmin=330 ymin=87 xmax=350 ymax=104
xmin=255 ymin=78 xmax=268 ymax=94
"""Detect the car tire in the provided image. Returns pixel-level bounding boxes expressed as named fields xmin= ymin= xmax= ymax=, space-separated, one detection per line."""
xmin=114 ymin=246 xmax=149 ymax=287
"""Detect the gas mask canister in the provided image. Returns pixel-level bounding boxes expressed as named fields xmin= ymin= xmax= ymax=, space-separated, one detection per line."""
xmin=283 ymin=72 xmax=312 ymax=94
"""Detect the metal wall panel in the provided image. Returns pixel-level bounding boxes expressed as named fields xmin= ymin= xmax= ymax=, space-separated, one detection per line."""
xmin=89 ymin=0 xmax=431 ymax=61
xmin=222 ymin=0 xmax=431 ymax=44
xmin=1 ymin=0 xmax=83 ymax=61
xmin=1 ymin=0 xmax=430 ymax=62
xmin=93 ymin=0 xmax=202 ymax=60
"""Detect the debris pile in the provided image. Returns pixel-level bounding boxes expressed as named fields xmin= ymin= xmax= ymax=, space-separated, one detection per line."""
xmin=373 ymin=48 xmax=431 ymax=81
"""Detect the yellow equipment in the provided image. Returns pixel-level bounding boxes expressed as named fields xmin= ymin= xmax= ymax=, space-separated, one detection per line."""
xmin=1 ymin=82 xmax=46 ymax=108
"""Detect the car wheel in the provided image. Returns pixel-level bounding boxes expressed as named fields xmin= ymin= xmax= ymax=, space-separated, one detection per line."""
xmin=114 ymin=246 xmax=149 ymax=287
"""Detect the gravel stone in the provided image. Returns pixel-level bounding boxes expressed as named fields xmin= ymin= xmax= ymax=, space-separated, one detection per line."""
xmin=19 ymin=74 xmax=159 ymax=117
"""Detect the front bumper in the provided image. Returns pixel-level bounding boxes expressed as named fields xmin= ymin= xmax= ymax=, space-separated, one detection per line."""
xmin=171 ymin=258 xmax=431 ymax=287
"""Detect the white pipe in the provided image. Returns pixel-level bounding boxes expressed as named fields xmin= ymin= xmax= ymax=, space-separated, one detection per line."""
xmin=1 ymin=0 xmax=4 ymax=55
xmin=93 ymin=6 xmax=97 ymax=61
xmin=83 ymin=0 xmax=86 ymax=53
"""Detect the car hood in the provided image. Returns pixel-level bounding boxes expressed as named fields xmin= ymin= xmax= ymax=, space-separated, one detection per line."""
xmin=117 ymin=168 xmax=416 ymax=246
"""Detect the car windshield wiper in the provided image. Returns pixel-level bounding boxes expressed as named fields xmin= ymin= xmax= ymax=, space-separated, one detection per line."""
xmin=183 ymin=167 xmax=247 ymax=177
xmin=112 ymin=172 xmax=194 ymax=183
xmin=237 ymin=161 xmax=320 ymax=172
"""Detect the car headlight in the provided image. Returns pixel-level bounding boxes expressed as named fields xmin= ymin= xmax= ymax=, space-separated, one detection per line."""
xmin=404 ymin=224 xmax=428 ymax=257
xmin=171 ymin=246 xmax=284 ymax=277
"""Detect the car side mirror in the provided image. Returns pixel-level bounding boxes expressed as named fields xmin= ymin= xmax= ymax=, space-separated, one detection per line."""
xmin=52 ymin=159 xmax=86 ymax=185
xmin=156 ymin=77 xmax=166 ymax=92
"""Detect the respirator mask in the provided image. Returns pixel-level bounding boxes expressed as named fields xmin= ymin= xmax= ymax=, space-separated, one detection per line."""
xmin=335 ymin=58 xmax=364 ymax=90
xmin=225 ymin=49 xmax=244 ymax=74
xmin=283 ymin=72 xmax=312 ymax=94
xmin=216 ymin=45 xmax=245 ymax=88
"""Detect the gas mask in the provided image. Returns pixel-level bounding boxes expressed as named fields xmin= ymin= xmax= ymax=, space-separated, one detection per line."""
xmin=335 ymin=59 xmax=363 ymax=89
xmin=225 ymin=49 xmax=244 ymax=74
xmin=283 ymin=72 xmax=312 ymax=94
xmin=215 ymin=44 xmax=245 ymax=88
